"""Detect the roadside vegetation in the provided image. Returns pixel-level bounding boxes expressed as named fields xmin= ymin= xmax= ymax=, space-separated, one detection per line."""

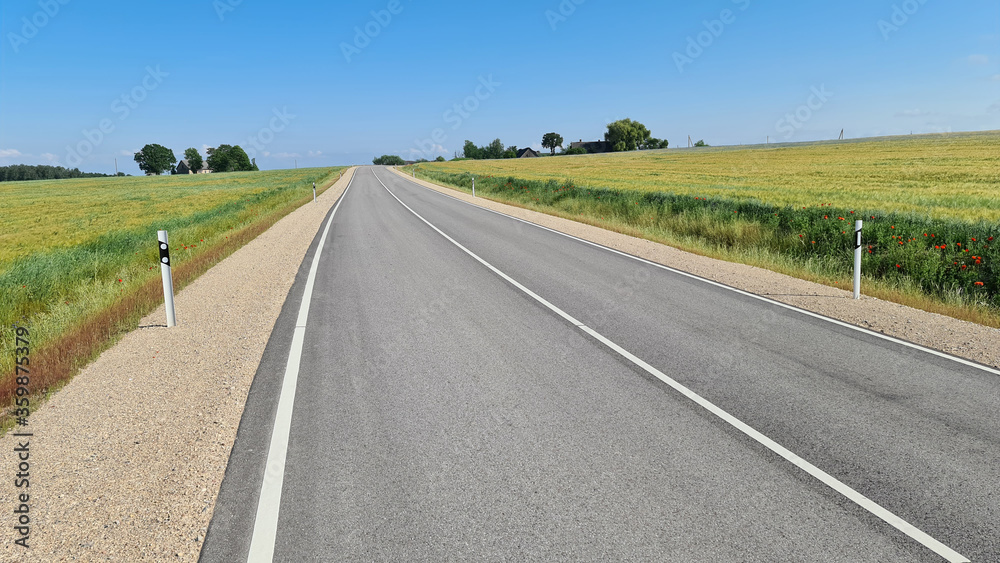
xmin=0 ymin=167 xmax=346 ymax=430
xmin=405 ymin=131 xmax=1000 ymax=327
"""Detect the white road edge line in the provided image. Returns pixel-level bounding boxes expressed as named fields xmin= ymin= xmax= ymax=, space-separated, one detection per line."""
xmin=246 ymin=169 xmax=356 ymax=563
xmin=389 ymin=168 xmax=1000 ymax=378
xmin=373 ymin=168 xmax=969 ymax=563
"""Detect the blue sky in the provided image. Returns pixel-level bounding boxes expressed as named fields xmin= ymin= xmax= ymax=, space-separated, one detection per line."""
xmin=1 ymin=0 xmax=998 ymax=174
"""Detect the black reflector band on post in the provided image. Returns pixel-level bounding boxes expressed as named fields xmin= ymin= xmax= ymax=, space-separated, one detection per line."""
xmin=159 ymin=242 xmax=170 ymax=266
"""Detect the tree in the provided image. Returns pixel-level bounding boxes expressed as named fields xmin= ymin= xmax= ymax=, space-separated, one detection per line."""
xmin=205 ymin=147 xmax=226 ymax=172
xmin=228 ymin=146 xmax=253 ymax=171
xmin=462 ymin=138 xmax=509 ymax=159
xmin=604 ymin=118 xmax=652 ymax=152
xmin=694 ymin=139 xmax=708 ymax=147
xmin=134 ymin=144 xmax=176 ymax=175
xmin=206 ymin=145 xmax=253 ymax=172
xmin=372 ymin=155 xmax=405 ymax=165
xmin=503 ymin=145 xmax=518 ymax=159
xmin=541 ymin=132 xmax=564 ymax=156
xmin=641 ymin=137 xmax=669 ymax=150
xmin=435 ymin=156 xmax=446 ymax=162
xmin=251 ymin=158 xmax=259 ymax=171
xmin=462 ymin=140 xmax=481 ymax=160
xmin=183 ymin=148 xmax=203 ymax=172
xmin=484 ymin=138 xmax=505 ymax=160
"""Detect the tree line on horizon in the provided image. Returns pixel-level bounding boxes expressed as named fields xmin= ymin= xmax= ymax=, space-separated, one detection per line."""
xmin=133 ymin=143 xmax=259 ymax=175
xmin=464 ymin=120 xmax=672 ymax=159
xmin=372 ymin=119 xmax=681 ymax=165
xmin=0 ymin=164 xmax=125 ymax=182
xmin=457 ymin=119 xmax=673 ymax=161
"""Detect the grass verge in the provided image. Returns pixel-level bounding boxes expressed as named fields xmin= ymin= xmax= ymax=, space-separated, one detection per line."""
xmin=0 ymin=167 xmax=348 ymax=433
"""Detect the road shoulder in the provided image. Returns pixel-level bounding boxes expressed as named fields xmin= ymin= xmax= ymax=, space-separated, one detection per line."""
xmin=0 ymin=168 xmax=356 ymax=562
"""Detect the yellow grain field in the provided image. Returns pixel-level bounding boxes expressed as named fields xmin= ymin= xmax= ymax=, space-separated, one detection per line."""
xmin=423 ymin=131 xmax=1000 ymax=222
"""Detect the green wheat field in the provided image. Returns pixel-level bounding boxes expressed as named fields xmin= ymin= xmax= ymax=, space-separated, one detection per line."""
xmin=0 ymin=167 xmax=344 ymax=423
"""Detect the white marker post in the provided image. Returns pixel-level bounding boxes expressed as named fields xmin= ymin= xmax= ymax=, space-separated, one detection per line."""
xmin=853 ymin=220 xmax=863 ymax=299
xmin=157 ymin=230 xmax=176 ymax=327
xmin=472 ymin=176 xmax=475 ymax=197
xmin=312 ymin=182 xmax=316 ymax=203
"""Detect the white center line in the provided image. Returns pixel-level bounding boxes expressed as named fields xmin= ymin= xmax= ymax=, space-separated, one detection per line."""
xmin=246 ymin=169 xmax=356 ymax=563
xmin=372 ymin=167 xmax=969 ymax=563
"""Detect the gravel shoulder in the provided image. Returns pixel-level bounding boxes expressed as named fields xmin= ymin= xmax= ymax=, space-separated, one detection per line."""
xmin=2 ymin=164 xmax=996 ymax=561
xmin=389 ymin=167 xmax=1000 ymax=371
xmin=0 ymin=168 xmax=355 ymax=562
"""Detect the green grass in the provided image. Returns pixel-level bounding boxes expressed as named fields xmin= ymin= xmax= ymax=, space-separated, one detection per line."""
xmin=403 ymin=133 xmax=1000 ymax=326
xmin=0 ymin=167 xmax=346 ymax=424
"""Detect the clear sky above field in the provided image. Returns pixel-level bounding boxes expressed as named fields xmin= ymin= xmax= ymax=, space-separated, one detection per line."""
xmin=1 ymin=0 xmax=998 ymax=174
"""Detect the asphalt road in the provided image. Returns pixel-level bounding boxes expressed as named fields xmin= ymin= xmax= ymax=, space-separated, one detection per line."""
xmin=202 ymin=166 xmax=1000 ymax=562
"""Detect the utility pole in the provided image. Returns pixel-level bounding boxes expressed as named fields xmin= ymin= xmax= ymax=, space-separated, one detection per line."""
xmin=114 ymin=158 xmax=118 ymax=176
